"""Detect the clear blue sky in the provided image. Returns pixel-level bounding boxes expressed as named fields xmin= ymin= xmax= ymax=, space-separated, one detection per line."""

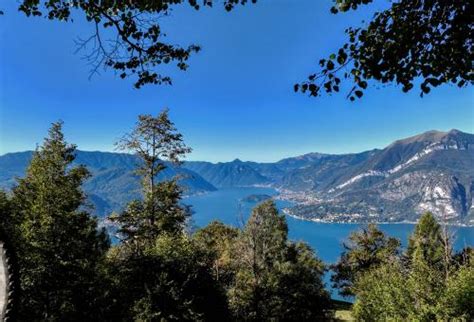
xmin=1 ymin=1 xmax=473 ymax=162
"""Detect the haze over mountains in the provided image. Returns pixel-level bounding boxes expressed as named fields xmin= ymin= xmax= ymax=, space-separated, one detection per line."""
xmin=1 ymin=129 xmax=473 ymax=225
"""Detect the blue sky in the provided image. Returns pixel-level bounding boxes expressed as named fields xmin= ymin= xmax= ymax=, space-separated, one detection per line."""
xmin=1 ymin=1 xmax=473 ymax=162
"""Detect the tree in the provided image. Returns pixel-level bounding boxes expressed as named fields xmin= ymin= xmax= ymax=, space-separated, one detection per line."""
xmin=439 ymin=260 xmax=474 ymax=320
xmin=406 ymin=212 xmax=448 ymax=275
xmin=111 ymin=110 xmax=192 ymax=252
xmin=104 ymin=233 xmax=231 ymax=321
xmin=296 ymin=0 xmax=473 ymax=100
xmin=193 ymin=220 xmax=239 ymax=286
xmin=331 ymin=223 xmax=400 ymax=297
xmin=11 ymin=0 xmax=472 ymax=98
xmin=352 ymin=261 xmax=413 ymax=320
xmin=229 ymin=200 xmax=331 ymax=321
xmin=352 ymin=212 xmax=474 ymax=320
xmin=106 ymin=111 xmax=232 ymax=320
xmin=404 ymin=212 xmax=450 ymax=320
xmin=11 ymin=121 xmax=110 ymax=320
xmin=13 ymin=0 xmax=256 ymax=88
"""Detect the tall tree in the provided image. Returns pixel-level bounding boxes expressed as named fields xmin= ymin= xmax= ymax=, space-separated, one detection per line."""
xmin=111 ymin=109 xmax=192 ymax=251
xmin=11 ymin=122 xmax=110 ymax=320
xmin=406 ymin=212 xmax=448 ymax=274
xmin=229 ymin=200 xmax=331 ymax=321
xmin=296 ymin=0 xmax=473 ymax=100
xmin=331 ymin=223 xmax=400 ymax=297
xmin=106 ymin=111 xmax=231 ymax=320
xmin=405 ymin=212 xmax=449 ymax=320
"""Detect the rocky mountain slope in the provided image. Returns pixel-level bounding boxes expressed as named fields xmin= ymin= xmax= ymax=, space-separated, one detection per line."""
xmin=283 ymin=130 xmax=474 ymax=225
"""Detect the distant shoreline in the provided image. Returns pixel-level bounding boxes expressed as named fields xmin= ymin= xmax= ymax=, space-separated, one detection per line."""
xmin=284 ymin=211 xmax=474 ymax=228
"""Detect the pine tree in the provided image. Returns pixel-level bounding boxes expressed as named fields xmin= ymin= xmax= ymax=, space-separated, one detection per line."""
xmin=405 ymin=212 xmax=449 ymax=320
xmin=11 ymin=121 xmax=109 ymax=320
xmin=407 ymin=212 xmax=447 ymax=272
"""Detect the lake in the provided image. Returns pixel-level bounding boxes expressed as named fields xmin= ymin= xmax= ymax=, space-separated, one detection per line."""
xmin=185 ymin=187 xmax=474 ymax=299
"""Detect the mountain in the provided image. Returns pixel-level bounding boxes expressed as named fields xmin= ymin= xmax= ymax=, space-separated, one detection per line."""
xmin=0 ymin=151 xmax=216 ymax=216
xmin=1 ymin=129 xmax=473 ymax=224
xmin=183 ymin=159 xmax=270 ymax=187
xmin=285 ymin=130 xmax=474 ymax=225
xmin=276 ymin=150 xmax=380 ymax=191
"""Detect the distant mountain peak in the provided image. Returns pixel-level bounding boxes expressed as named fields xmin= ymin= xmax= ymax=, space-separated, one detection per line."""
xmin=448 ymin=129 xmax=462 ymax=135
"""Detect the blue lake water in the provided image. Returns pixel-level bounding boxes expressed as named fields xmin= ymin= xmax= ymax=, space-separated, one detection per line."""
xmin=185 ymin=187 xmax=474 ymax=300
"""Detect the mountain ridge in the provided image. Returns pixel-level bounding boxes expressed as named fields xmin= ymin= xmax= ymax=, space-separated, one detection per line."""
xmin=1 ymin=129 xmax=473 ymax=224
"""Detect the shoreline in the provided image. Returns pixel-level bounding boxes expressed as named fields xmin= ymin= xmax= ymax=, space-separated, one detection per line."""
xmin=284 ymin=211 xmax=474 ymax=228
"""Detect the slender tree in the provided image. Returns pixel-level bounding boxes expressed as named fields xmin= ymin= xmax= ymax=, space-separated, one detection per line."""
xmin=111 ymin=109 xmax=192 ymax=251
xmin=406 ymin=212 xmax=448 ymax=273
xmin=405 ymin=212 xmax=449 ymax=320
xmin=106 ymin=111 xmax=232 ymax=320
xmin=11 ymin=122 xmax=109 ymax=320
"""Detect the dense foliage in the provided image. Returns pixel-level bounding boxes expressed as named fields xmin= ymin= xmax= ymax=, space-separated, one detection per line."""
xmin=296 ymin=0 xmax=473 ymax=100
xmin=350 ymin=213 xmax=474 ymax=321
